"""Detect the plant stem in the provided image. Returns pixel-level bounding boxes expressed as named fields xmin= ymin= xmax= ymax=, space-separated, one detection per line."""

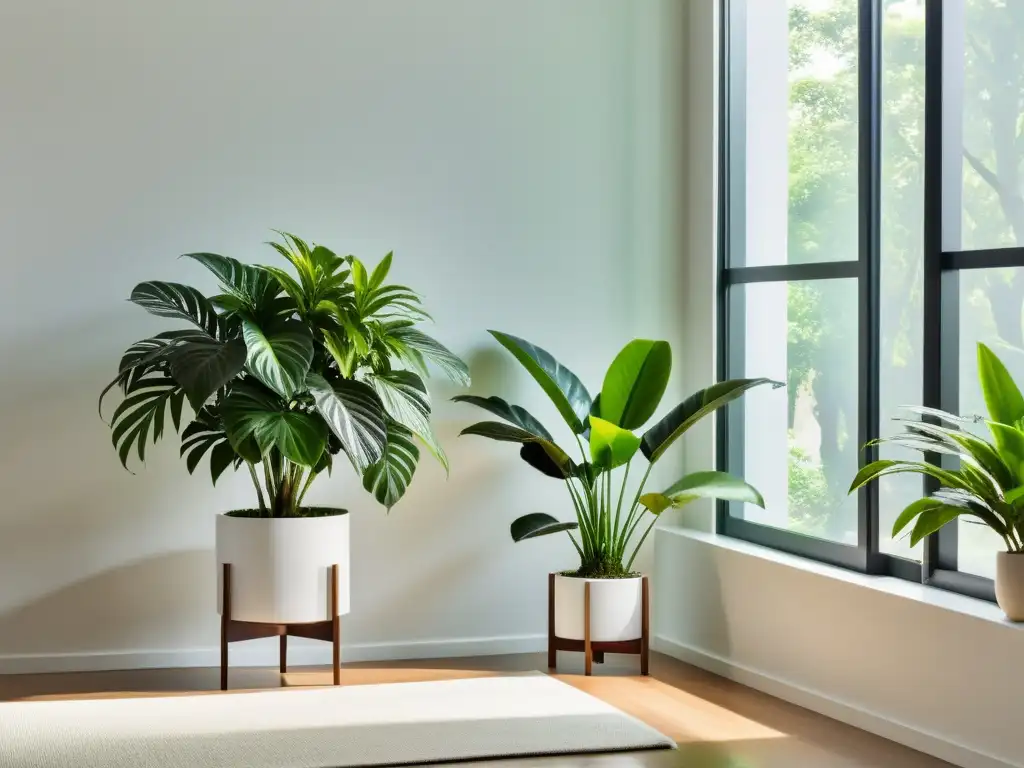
xmin=297 ymin=467 xmax=317 ymax=506
xmin=612 ymin=460 xmax=631 ymax=556
xmin=262 ymin=461 xmax=276 ymax=517
xmin=618 ymin=462 xmax=654 ymax=554
xmin=566 ymin=479 xmax=595 ymax=561
xmin=247 ymin=462 xmax=268 ymax=514
xmin=567 ymin=531 xmax=585 ymax=559
xmin=625 ymin=517 xmax=659 ymax=572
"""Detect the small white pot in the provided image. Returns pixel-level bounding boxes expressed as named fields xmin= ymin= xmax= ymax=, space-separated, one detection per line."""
xmin=553 ymin=574 xmax=643 ymax=642
xmin=215 ymin=511 xmax=350 ymax=624
xmin=995 ymin=551 xmax=1024 ymax=622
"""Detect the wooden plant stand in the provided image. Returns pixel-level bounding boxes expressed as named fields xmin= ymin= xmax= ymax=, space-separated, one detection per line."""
xmin=547 ymin=573 xmax=649 ymax=676
xmin=220 ymin=563 xmax=341 ymax=691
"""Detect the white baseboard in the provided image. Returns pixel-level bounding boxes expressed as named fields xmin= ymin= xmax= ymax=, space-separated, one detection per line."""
xmin=0 ymin=634 xmax=548 ymax=676
xmin=653 ymin=634 xmax=1018 ymax=768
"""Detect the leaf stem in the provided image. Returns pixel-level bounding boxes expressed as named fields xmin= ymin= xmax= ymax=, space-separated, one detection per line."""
xmin=247 ymin=462 xmax=267 ymax=513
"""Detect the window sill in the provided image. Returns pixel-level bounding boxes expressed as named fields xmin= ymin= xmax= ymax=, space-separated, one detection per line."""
xmin=656 ymin=524 xmax=1022 ymax=630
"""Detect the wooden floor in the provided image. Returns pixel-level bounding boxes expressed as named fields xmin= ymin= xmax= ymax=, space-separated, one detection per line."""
xmin=0 ymin=652 xmax=952 ymax=767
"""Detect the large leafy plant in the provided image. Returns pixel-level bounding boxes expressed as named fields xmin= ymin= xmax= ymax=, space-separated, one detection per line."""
xmin=454 ymin=333 xmax=780 ymax=577
xmin=850 ymin=342 xmax=1024 ymax=553
xmin=99 ymin=233 xmax=469 ymax=515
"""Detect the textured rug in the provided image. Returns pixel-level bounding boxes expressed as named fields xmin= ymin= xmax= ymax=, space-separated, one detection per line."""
xmin=0 ymin=672 xmax=675 ymax=767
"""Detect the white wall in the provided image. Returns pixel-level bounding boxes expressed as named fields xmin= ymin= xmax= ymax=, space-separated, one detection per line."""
xmin=0 ymin=0 xmax=686 ymax=671
xmin=656 ymin=4 xmax=1024 ymax=768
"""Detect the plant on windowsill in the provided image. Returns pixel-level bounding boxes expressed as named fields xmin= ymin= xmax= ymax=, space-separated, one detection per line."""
xmin=99 ymin=233 xmax=469 ymax=625
xmin=849 ymin=342 xmax=1024 ymax=621
xmin=453 ymin=332 xmax=780 ymax=648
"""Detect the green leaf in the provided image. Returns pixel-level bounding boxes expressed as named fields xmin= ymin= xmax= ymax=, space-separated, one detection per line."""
xmin=641 ymin=378 xmax=782 ymax=462
xmin=519 ymin=443 xmax=571 ymax=479
xmin=109 ymin=374 xmax=184 ymax=468
xmin=1006 ymin=486 xmax=1024 ymax=506
xmin=183 ymin=253 xmax=279 ymax=317
xmin=460 ymin=421 xmax=573 ymax=473
xmin=221 ymin=381 xmax=326 ymax=466
xmin=451 ymin=395 xmax=552 ymax=440
xmin=510 ymin=513 xmax=579 ymax=542
xmin=322 ymin=329 xmax=358 ymax=378
xmin=362 ymin=420 xmax=420 ymax=510
xmin=663 ymin=470 xmax=765 ymax=508
xmin=389 ymin=327 xmax=471 ymax=386
xmin=242 ymin=319 xmax=314 ymax=399
xmin=130 ymin=281 xmax=224 ymax=339
xmin=909 ymin=505 xmax=963 ymax=547
xmin=638 ymin=493 xmax=674 ymax=515
xmin=892 ymin=497 xmax=948 ymax=538
xmin=489 ymin=331 xmax=592 ymax=433
xmin=168 ymin=337 xmax=247 ymax=412
xmin=600 ymin=339 xmax=672 ymax=429
xmin=307 ymin=373 xmax=387 ymax=473
xmin=588 ymin=416 xmax=641 ymax=470
xmin=368 ymin=371 xmax=447 ymax=472
xmin=257 ymin=265 xmax=307 ymax=314
xmin=368 ymin=251 xmax=393 ymax=292
xmin=209 ymin=441 xmax=240 ymax=485
xmin=986 ymin=422 xmax=1024 ymax=481
xmin=977 ymin=342 xmax=1024 ymax=427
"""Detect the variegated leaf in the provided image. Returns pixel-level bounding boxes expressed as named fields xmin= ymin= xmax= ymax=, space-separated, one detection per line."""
xmin=242 ymin=319 xmax=313 ymax=399
xmin=307 ymin=373 xmax=387 ymax=472
xmin=368 ymin=370 xmax=447 ymax=472
xmin=363 ymin=420 xmax=420 ymax=510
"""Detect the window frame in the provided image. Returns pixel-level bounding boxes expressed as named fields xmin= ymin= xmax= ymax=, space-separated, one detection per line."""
xmin=716 ymin=0 xmax=1024 ymax=602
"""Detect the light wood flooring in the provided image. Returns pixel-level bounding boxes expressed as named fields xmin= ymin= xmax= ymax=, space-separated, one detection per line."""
xmin=0 ymin=652 xmax=953 ymax=767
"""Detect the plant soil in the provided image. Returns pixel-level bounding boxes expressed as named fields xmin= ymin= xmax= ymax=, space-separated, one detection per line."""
xmin=561 ymin=562 xmax=641 ymax=579
xmin=224 ymin=507 xmax=348 ymax=519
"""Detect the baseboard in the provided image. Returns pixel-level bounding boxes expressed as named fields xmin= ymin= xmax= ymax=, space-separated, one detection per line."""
xmin=654 ymin=634 xmax=1018 ymax=768
xmin=0 ymin=634 xmax=548 ymax=675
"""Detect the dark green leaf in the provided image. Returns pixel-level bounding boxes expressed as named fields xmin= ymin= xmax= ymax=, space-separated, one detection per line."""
xmin=109 ymin=374 xmax=182 ymax=469
xmin=460 ymin=421 xmax=573 ymax=474
xmin=451 ymin=395 xmax=552 ymax=440
xmin=362 ymin=420 xmax=420 ymax=510
xmin=600 ymin=339 xmax=672 ymax=429
xmin=221 ymin=381 xmax=326 ymax=466
xmin=510 ymin=513 xmax=579 ymax=542
xmin=490 ymin=331 xmax=591 ymax=433
xmin=210 ymin=441 xmax=238 ymax=485
xmin=168 ymin=337 xmax=247 ymax=412
xmin=129 ymin=281 xmax=223 ymax=339
xmin=641 ymin=378 xmax=782 ymax=462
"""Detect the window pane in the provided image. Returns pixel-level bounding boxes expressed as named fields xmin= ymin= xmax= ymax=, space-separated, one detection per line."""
xmin=957 ymin=0 xmax=1024 ymax=250
xmin=727 ymin=279 xmax=858 ymax=544
xmin=958 ymin=267 xmax=1024 ymax=576
xmin=878 ymin=1 xmax=925 ymax=561
xmin=728 ymin=0 xmax=859 ymax=266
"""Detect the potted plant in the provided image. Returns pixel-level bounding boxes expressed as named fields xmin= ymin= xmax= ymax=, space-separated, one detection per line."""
xmin=99 ymin=233 xmax=469 ymax=625
xmin=454 ymin=332 xmax=778 ymax=646
xmin=850 ymin=342 xmax=1024 ymax=620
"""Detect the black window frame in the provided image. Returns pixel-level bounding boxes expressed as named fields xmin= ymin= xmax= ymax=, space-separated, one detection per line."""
xmin=716 ymin=0 xmax=1024 ymax=602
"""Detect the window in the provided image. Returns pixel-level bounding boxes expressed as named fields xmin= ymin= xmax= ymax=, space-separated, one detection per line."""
xmin=719 ymin=0 xmax=1024 ymax=601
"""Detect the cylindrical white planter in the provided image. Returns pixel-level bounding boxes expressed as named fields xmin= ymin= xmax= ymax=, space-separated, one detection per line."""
xmin=995 ymin=551 xmax=1024 ymax=622
xmin=215 ymin=511 xmax=350 ymax=624
xmin=553 ymin=574 xmax=643 ymax=642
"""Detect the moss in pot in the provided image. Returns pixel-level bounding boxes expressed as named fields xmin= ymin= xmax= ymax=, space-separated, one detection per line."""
xmin=99 ymin=233 xmax=469 ymax=623
xmin=455 ymin=332 xmax=778 ymax=641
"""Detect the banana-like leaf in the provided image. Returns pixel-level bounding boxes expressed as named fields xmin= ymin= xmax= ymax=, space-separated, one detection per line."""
xmin=489 ymin=331 xmax=592 ymax=434
xmin=848 ymin=458 xmax=969 ymax=495
xmin=892 ymin=497 xmax=949 ymax=538
xmin=460 ymin=421 xmax=573 ymax=474
xmin=367 ymin=371 xmax=447 ymax=472
xmin=519 ymin=443 xmax=568 ymax=478
xmin=986 ymin=421 xmax=1024 ymax=482
xmin=600 ymin=339 xmax=672 ymax=429
xmin=909 ymin=504 xmax=963 ymax=547
xmin=510 ymin=512 xmax=579 ymax=542
xmin=221 ymin=381 xmax=326 ymax=466
xmin=663 ymin=470 xmax=765 ymax=508
xmin=977 ymin=342 xmax=1024 ymax=428
xmin=638 ymin=493 xmax=675 ymax=515
xmin=168 ymin=337 xmax=247 ymax=412
xmin=130 ymin=281 xmax=223 ymax=339
xmin=242 ymin=319 xmax=314 ymax=399
xmin=307 ymin=373 xmax=387 ymax=472
xmin=451 ymin=395 xmax=552 ymax=440
xmin=641 ymin=378 xmax=782 ymax=462
xmin=110 ymin=374 xmax=185 ymax=468
xmin=389 ymin=327 xmax=470 ymax=386
xmin=362 ymin=420 xmax=420 ymax=510
xmin=588 ymin=416 xmax=641 ymax=470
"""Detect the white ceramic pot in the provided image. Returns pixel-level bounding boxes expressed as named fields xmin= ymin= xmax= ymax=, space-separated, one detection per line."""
xmin=215 ymin=511 xmax=350 ymax=624
xmin=995 ymin=551 xmax=1024 ymax=622
xmin=553 ymin=574 xmax=643 ymax=642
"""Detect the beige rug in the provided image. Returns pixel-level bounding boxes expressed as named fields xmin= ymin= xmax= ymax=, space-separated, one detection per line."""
xmin=0 ymin=673 xmax=674 ymax=767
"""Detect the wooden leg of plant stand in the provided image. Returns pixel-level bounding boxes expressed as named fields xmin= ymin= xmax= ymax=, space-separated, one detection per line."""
xmin=641 ymin=575 xmax=650 ymax=676
xmin=279 ymin=635 xmax=287 ymax=674
xmin=331 ymin=563 xmax=341 ymax=686
xmin=584 ymin=581 xmax=592 ymax=676
xmin=547 ymin=573 xmax=556 ymax=670
xmin=220 ymin=563 xmax=231 ymax=691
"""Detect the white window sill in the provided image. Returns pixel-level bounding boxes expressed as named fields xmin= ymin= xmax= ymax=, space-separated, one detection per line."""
xmin=656 ymin=524 xmax=1024 ymax=631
